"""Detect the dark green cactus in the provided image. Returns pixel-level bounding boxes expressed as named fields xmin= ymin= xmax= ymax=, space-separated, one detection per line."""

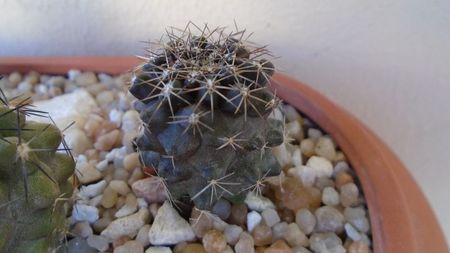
xmin=0 ymin=83 xmax=75 ymax=253
xmin=129 ymin=24 xmax=285 ymax=210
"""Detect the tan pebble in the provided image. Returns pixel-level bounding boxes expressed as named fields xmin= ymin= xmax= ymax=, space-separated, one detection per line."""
xmin=340 ymin=183 xmax=359 ymax=207
xmin=86 ymin=83 xmax=106 ymax=96
xmin=348 ymin=240 xmax=370 ymax=253
xmin=149 ymin=203 xmax=160 ymax=218
xmin=190 ymin=208 xmax=214 ymax=238
xmin=128 ymin=167 xmax=144 ymax=185
xmin=173 ymin=242 xmax=187 ymax=253
xmin=25 ymin=70 xmax=40 ymax=85
xmin=314 ymin=136 xmax=336 ymax=161
xmin=101 ymin=186 xmax=118 ymax=208
xmin=181 ymin=243 xmax=207 ymax=253
xmin=277 ymin=178 xmax=321 ymax=212
xmin=264 ymin=240 xmax=293 ymax=253
xmin=229 ymin=203 xmax=248 ymax=226
xmin=109 ymin=180 xmax=131 ymax=195
xmin=97 ymin=121 xmax=119 ymax=138
xmin=85 ymin=149 xmax=100 ymax=161
xmin=283 ymin=223 xmax=308 ymax=247
xmin=123 ymin=152 xmax=141 ymax=172
xmin=115 ymin=196 xmax=126 ymax=209
xmin=112 ymin=235 xmax=131 ymax=248
xmin=256 ymin=246 xmax=267 ymax=253
xmin=96 ymin=90 xmax=115 ymax=106
xmin=252 ymin=224 xmax=273 ymax=246
xmin=202 ymin=229 xmax=227 ymax=253
xmin=300 ymin=138 xmax=315 ymax=157
xmin=235 ymin=232 xmax=254 ymax=253
xmin=95 ymin=129 xmax=120 ymax=151
xmin=221 ymin=245 xmax=234 ymax=253
xmin=335 ymin=171 xmax=354 ymax=189
xmin=333 ymin=151 xmax=346 ymax=163
xmin=84 ymin=115 xmax=103 ymax=138
xmin=92 ymin=217 xmax=111 ymax=233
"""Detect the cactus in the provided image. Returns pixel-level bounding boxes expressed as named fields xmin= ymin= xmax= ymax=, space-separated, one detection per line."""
xmin=129 ymin=23 xmax=285 ymax=210
xmin=0 ymin=81 xmax=75 ymax=253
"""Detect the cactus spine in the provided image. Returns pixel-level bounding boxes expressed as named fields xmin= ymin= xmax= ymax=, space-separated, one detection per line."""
xmin=129 ymin=23 xmax=285 ymax=210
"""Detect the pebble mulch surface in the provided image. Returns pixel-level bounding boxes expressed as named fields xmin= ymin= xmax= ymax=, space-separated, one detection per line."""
xmin=0 ymin=71 xmax=372 ymax=253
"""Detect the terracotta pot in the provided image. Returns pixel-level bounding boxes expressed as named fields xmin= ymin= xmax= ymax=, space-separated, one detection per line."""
xmin=0 ymin=57 xmax=447 ymax=253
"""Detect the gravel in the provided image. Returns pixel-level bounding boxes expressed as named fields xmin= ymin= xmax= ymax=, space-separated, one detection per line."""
xmin=1 ymin=70 xmax=372 ymax=252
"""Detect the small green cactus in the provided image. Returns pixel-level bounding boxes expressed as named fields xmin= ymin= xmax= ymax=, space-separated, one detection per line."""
xmin=0 ymin=82 xmax=75 ymax=253
xmin=130 ymin=23 xmax=285 ymax=210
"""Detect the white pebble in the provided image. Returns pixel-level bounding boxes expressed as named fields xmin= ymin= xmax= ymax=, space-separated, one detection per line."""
xmin=344 ymin=223 xmax=362 ymax=241
xmin=246 ymin=211 xmax=262 ymax=232
xmin=122 ymin=110 xmax=141 ymax=132
xmin=115 ymin=194 xmax=138 ymax=218
xmin=86 ymin=234 xmax=109 ymax=251
xmin=89 ymin=194 xmax=103 ymax=207
xmin=109 ymin=109 xmax=123 ymax=126
xmin=244 ymin=192 xmax=275 ymax=212
xmin=284 ymin=105 xmax=302 ymax=122
xmin=261 ymin=208 xmax=280 ymax=227
xmin=96 ymin=159 xmax=109 ymax=171
xmin=78 ymin=180 xmax=107 ymax=199
xmin=137 ymin=198 xmax=148 ymax=208
xmin=98 ymin=73 xmax=114 ymax=84
xmin=148 ymin=201 xmax=195 ymax=245
xmin=145 ymin=246 xmax=172 ymax=253
xmin=306 ymin=156 xmax=333 ymax=178
xmin=287 ymin=166 xmax=316 ymax=187
xmin=101 ymin=208 xmax=149 ymax=240
xmin=315 ymin=206 xmax=344 ymax=233
xmin=72 ymin=204 xmax=99 ymax=223
xmin=68 ymin=69 xmax=81 ymax=81
xmin=286 ymin=120 xmax=303 ymax=141
xmin=322 ymin=187 xmax=340 ymax=206
xmin=296 ymin=208 xmax=316 ymax=235
xmin=292 ymin=246 xmax=312 ymax=253
xmin=309 ymin=233 xmax=343 ymax=253
xmin=344 ymin=207 xmax=370 ymax=233
xmin=333 ymin=161 xmax=350 ymax=175
xmin=272 ymin=144 xmax=292 ymax=168
xmin=272 ymin=222 xmax=288 ymax=241
xmin=224 ymin=225 xmax=243 ymax=245
xmin=292 ymin=148 xmax=303 ymax=167
xmin=307 ymin=128 xmax=322 ymax=139
xmin=17 ymin=81 xmax=33 ymax=93
xmin=136 ymin=224 xmax=151 ymax=247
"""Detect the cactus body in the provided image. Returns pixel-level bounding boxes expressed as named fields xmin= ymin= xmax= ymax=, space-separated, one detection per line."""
xmin=130 ymin=24 xmax=285 ymax=210
xmin=0 ymin=92 xmax=75 ymax=253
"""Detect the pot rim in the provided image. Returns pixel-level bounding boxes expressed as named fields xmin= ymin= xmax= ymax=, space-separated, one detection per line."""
xmin=0 ymin=56 xmax=447 ymax=253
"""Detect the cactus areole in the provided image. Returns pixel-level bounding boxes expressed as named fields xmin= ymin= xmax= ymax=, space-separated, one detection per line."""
xmin=129 ymin=24 xmax=285 ymax=210
xmin=0 ymin=78 xmax=75 ymax=253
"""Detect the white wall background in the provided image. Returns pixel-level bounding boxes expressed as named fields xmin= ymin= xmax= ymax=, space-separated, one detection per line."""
xmin=1 ymin=0 xmax=449 ymax=243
